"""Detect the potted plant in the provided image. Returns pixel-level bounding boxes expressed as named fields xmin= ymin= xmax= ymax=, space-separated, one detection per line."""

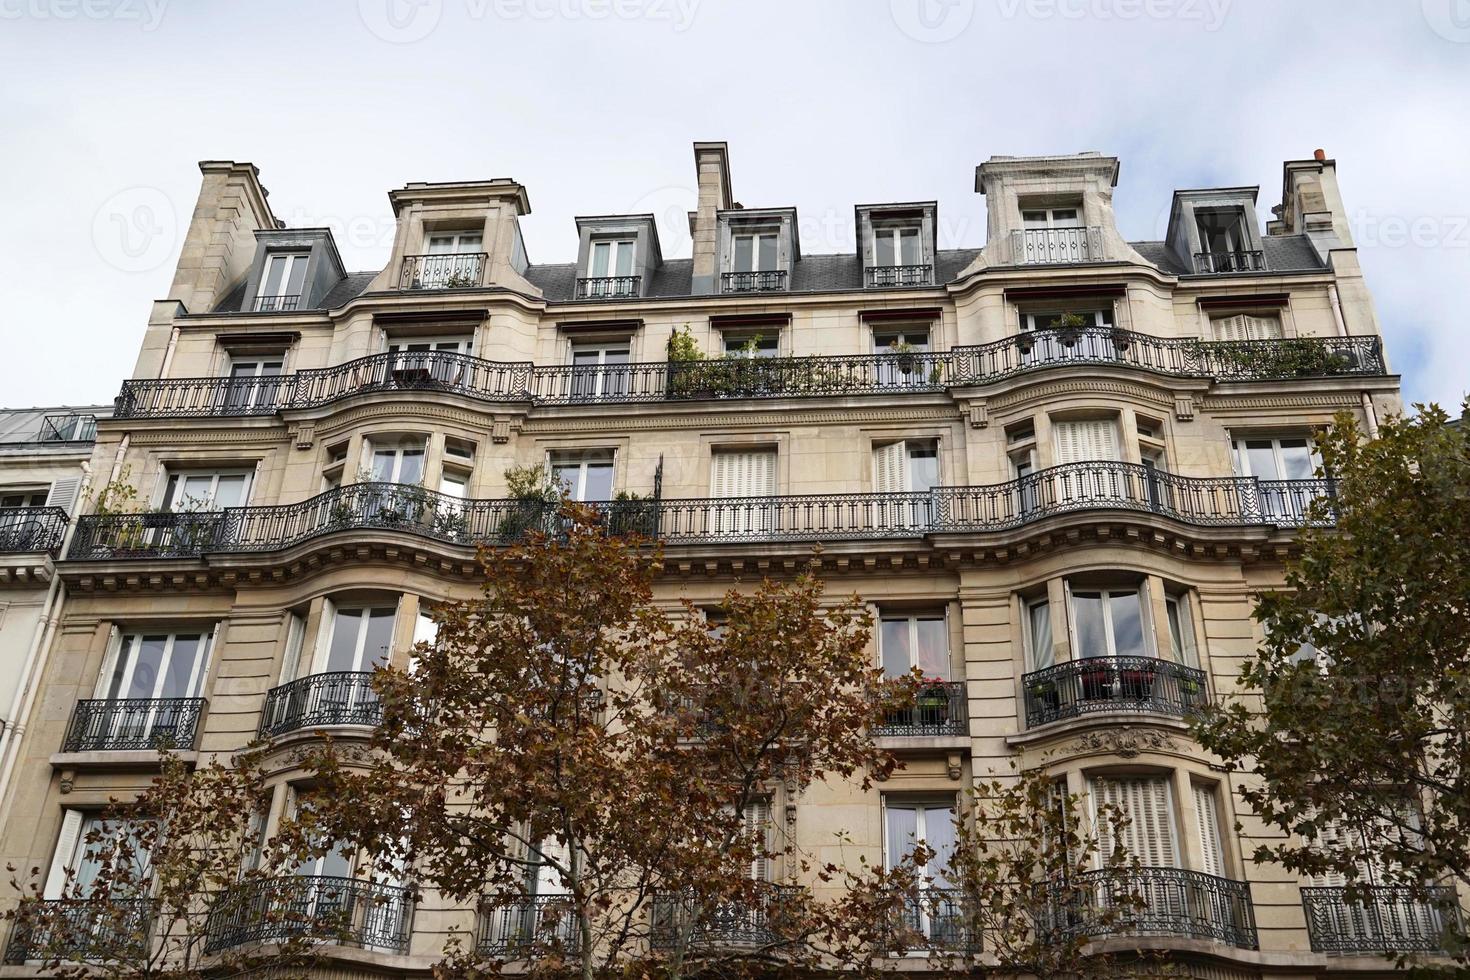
xmin=1017 ymin=332 xmax=1036 ymax=356
xmin=1178 ymin=674 xmax=1204 ymax=705
xmin=1118 ymin=659 xmax=1159 ymax=700
xmin=1110 ymin=324 xmax=1132 ymax=352
xmin=1048 ymin=311 xmax=1087 ymax=348
xmin=665 ymin=325 xmax=707 ymax=399
xmin=887 ymin=340 xmax=919 ymax=375
xmin=916 ymin=676 xmax=951 ymax=721
xmin=498 ymin=463 xmax=560 ymax=542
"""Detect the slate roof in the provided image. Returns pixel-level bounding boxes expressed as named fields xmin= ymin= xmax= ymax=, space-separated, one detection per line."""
xmin=1128 ymin=235 xmax=1325 ymax=276
xmin=211 ymin=272 xmax=378 ymax=313
xmin=0 ymin=405 xmax=111 ymax=448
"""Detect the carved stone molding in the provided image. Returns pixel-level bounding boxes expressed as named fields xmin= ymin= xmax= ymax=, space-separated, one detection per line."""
xmin=1066 ymin=727 xmax=1179 ymax=759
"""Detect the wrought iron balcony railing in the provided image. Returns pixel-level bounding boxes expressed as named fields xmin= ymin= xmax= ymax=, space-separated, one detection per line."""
xmin=204 ymin=875 xmax=413 ymax=954
xmin=253 ymin=293 xmax=300 ymax=312
xmin=4 ymin=899 xmax=151 ymax=964
xmin=1038 ymin=867 xmax=1257 ymax=949
xmin=651 ymin=886 xmax=802 ymax=950
xmin=109 ymin=332 xmax=1387 ymax=419
xmin=722 ymin=270 xmax=789 ymax=293
xmin=882 ymin=888 xmax=980 ymax=953
xmin=875 ymin=681 xmax=966 ymax=737
xmin=398 ymin=251 xmax=487 ymax=290
xmin=1022 ymin=657 xmax=1208 ymax=728
xmin=1301 ymin=885 xmax=1461 ymax=954
xmin=1194 ymin=250 xmax=1266 ymax=274
xmin=0 ymin=507 xmax=68 ymax=555
xmin=1012 ymin=227 xmax=1104 ymax=264
xmin=36 ymin=413 xmax=97 ymax=443
xmin=865 ymin=264 xmax=934 ymax=287
xmin=66 ymin=465 xmax=1336 ymax=563
xmin=259 ymin=671 xmax=381 ymax=739
xmin=62 ymin=697 xmax=206 ymax=752
xmin=575 ymin=275 xmax=641 ymax=300
xmin=477 ymin=895 xmax=580 ymax=957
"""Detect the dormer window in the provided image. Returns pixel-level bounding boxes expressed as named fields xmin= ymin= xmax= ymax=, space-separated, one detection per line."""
xmin=578 ymin=239 xmax=639 ymax=299
xmin=723 ymin=226 xmax=787 ymax=293
xmin=256 ymin=252 xmax=307 ymax=311
xmin=1016 ymin=206 xmax=1096 ymax=264
xmin=1194 ymin=209 xmax=1264 ymax=273
xmin=868 ymin=222 xmax=929 ymax=287
xmin=405 ymin=231 xmax=486 ymax=290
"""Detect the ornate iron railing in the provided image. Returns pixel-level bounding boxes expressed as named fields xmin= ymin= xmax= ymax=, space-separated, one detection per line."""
xmin=1022 ymin=657 xmax=1208 ymax=728
xmin=651 ymin=886 xmax=802 ymax=949
xmin=722 ymin=270 xmax=788 ymax=293
xmin=1301 ymin=886 xmax=1461 ymax=954
xmin=4 ymin=899 xmax=151 ymax=964
xmin=866 ymin=264 xmax=933 ymax=287
xmin=62 ymin=697 xmax=206 ymax=752
xmin=253 ymin=293 xmax=300 ymax=312
xmin=398 ymin=252 xmax=487 ymax=290
xmin=883 ymin=889 xmax=980 ymax=953
xmin=477 ymin=895 xmax=580 ymax=957
xmin=0 ymin=507 xmax=68 ymax=555
xmin=1194 ymin=250 xmax=1266 ymax=274
xmin=875 ymin=681 xmax=966 ymax=737
xmin=204 ymin=875 xmax=413 ymax=953
xmin=575 ymin=275 xmax=641 ymax=300
xmin=66 ymin=466 xmax=1333 ymax=562
xmin=259 ymin=672 xmax=380 ymax=739
xmin=1012 ymin=227 xmax=1104 ymax=264
xmin=1038 ymin=867 xmax=1257 ymax=949
xmin=109 ymin=332 xmax=1386 ymax=419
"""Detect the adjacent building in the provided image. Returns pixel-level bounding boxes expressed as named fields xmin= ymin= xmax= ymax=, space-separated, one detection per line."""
xmin=0 ymin=144 xmax=1449 ymax=977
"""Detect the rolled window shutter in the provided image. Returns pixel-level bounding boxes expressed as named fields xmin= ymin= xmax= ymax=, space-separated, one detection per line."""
xmin=44 ymin=810 xmax=85 ymax=899
xmin=744 ymin=801 xmax=771 ymax=881
xmin=44 ymin=477 xmax=82 ymax=515
xmin=873 ymin=442 xmax=907 ymax=493
xmin=1193 ymin=785 xmax=1225 ymax=877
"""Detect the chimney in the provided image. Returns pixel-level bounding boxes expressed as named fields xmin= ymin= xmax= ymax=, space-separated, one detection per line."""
xmin=689 ymin=142 xmax=732 ymax=294
xmin=169 ymin=161 xmax=277 ymax=314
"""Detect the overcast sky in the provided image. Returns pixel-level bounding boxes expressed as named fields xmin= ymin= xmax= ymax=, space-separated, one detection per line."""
xmin=1 ymin=0 xmax=1466 ymax=411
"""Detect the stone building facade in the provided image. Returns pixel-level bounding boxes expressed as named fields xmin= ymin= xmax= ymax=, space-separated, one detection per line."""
xmin=0 ymin=143 xmax=1446 ymax=977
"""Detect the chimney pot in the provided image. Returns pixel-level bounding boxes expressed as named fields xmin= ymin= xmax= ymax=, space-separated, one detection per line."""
xmin=1313 ymin=148 xmax=1326 ymax=162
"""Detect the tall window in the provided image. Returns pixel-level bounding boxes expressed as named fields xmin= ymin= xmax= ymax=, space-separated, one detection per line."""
xmin=880 ymin=613 xmax=949 ymax=681
xmin=872 ymin=440 xmax=939 ymax=494
xmin=257 ymin=253 xmax=308 ymax=310
xmin=101 ymin=630 xmax=211 ymax=701
xmin=321 ymin=605 xmax=396 ymax=674
xmin=227 ymin=357 xmax=284 ymax=411
xmin=587 ymin=239 xmax=635 ymax=278
xmin=369 ymin=440 xmax=427 ymax=485
xmin=1192 ymin=783 xmax=1227 ymax=878
xmin=550 ymin=450 xmax=615 ymax=502
xmin=884 ymin=799 xmax=956 ymax=883
xmin=1232 ymin=436 xmax=1318 ymax=481
xmin=1069 ymin=586 xmax=1148 ymax=660
xmin=710 ymin=449 xmax=777 ymax=535
xmin=44 ymin=811 xmax=150 ymax=899
xmin=873 ymin=224 xmax=922 ymax=267
xmin=1195 ymin=209 xmax=1247 ymax=257
xmin=569 ymin=341 xmax=631 ymax=400
xmin=1090 ymin=776 xmax=1178 ymax=868
xmin=732 ymin=230 xmax=778 ymax=272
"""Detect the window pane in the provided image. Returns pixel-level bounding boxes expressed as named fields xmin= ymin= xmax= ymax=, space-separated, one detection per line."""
xmin=590 ymin=242 xmax=609 ymax=277
xmin=875 ymin=231 xmax=894 ymax=266
xmin=885 ymin=804 xmax=918 ymax=869
xmin=758 ymin=234 xmax=778 ymax=270
xmin=582 ymin=462 xmax=614 ymax=501
xmin=130 ymin=636 xmax=169 ymax=698
xmin=1278 ymin=440 xmax=1315 ymax=479
xmin=285 ymin=255 xmax=309 ymax=296
xmin=922 ymin=805 xmax=957 ymax=884
xmin=162 ymin=635 xmax=203 ymax=698
xmin=733 ymin=235 xmax=753 ymax=272
xmin=326 ymin=610 xmax=365 ymax=673
xmin=458 ymin=234 xmax=482 ymax=250
xmin=1072 ymin=592 xmax=1107 ymax=658
xmin=614 ymin=241 xmax=634 ymax=276
xmin=1245 ymin=441 xmax=1280 ymax=480
xmin=399 ymin=450 xmax=425 ymax=486
xmin=213 ymin=475 xmax=248 ymax=509
xmin=361 ymin=608 xmax=396 ymax=670
xmin=262 ymin=255 xmax=288 ymax=295
xmin=913 ymin=618 xmax=948 ymax=679
xmin=572 ymin=349 xmax=602 ymax=367
xmin=1108 ymin=591 xmax=1146 ymax=658
xmin=907 ymin=445 xmax=939 ymax=493
xmin=899 ymin=227 xmax=921 ymax=264
xmin=880 ymin=620 xmax=910 ymax=677
xmin=551 ymin=459 xmax=580 ymax=494
xmin=371 ymin=450 xmax=397 ymax=482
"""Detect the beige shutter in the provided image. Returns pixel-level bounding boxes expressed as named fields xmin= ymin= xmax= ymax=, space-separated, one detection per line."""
xmin=44 ymin=477 xmax=82 ymax=515
xmin=1212 ymin=314 xmax=1252 ymax=341
xmin=1312 ymin=819 xmax=1353 ymax=887
xmin=1055 ymin=420 xmax=1119 ymax=464
xmin=711 ymin=450 xmax=776 ymax=498
xmin=1094 ymin=777 xmax=1176 ymax=868
xmin=744 ymin=801 xmax=772 ymax=881
xmin=873 ymin=442 xmax=908 ymax=493
xmin=44 ymin=810 xmax=85 ymax=899
xmin=1193 ymin=784 xmax=1226 ymax=878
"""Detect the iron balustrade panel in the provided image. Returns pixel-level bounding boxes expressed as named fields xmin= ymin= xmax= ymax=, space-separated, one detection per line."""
xmin=950 ymin=327 xmax=1202 ymax=384
xmin=1193 ymin=250 xmax=1266 ymax=274
xmin=290 ymin=351 xmax=533 ymax=408
xmin=1022 ymin=657 xmax=1208 ymax=728
xmin=722 ymin=270 xmax=789 ymax=292
xmin=935 ymin=461 xmax=1265 ymax=532
xmin=0 ymin=507 xmax=68 ymax=555
xmin=258 ymin=672 xmax=381 ymax=738
xmin=651 ymin=886 xmax=802 ymax=949
xmin=1012 ymin=227 xmax=1103 ymax=265
xmin=253 ymin=294 xmax=301 ymax=312
xmin=204 ymin=875 xmax=413 ymax=954
xmin=398 ymin=252 xmax=487 ymax=289
xmin=875 ymin=681 xmax=966 ymax=736
xmin=1199 ymin=335 xmax=1385 ymax=381
xmin=37 ymin=413 xmax=97 ymax=442
xmin=1259 ymin=479 xmax=1336 ymax=527
xmin=68 ymin=512 xmax=226 ymax=560
xmin=575 ymin=275 xmax=641 ymax=299
xmin=4 ymin=899 xmax=151 ymax=964
xmin=865 ymin=264 xmax=934 ymax=287
xmin=656 ymin=492 xmax=933 ymax=543
xmin=666 ymin=350 xmax=953 ymax=400
xmin=883 ymin=889 xmax=981 ymax=953
xmin=477 ymin=895 xmax=580 ymax=957
xmin=114 ymin=376 xmax=289 ymax=419
xmin=1301 ymin=886 xmax=1461 ymax=953
xmin=1039 ymin=867 xmax=1257 ymax=949
xmin=63 ymin=697 xmax=206 ymax=752
xmin=529 ymin=361 xmax=670 ymax=404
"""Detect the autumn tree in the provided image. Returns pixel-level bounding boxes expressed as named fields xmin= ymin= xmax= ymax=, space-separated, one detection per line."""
xmin=4 ymin=748 xmax=331 ymax=980
xmin=1194 ymin=403 xmax=1470 ymax=969
xmin=304 ymin=503 xmax=907 ymax=980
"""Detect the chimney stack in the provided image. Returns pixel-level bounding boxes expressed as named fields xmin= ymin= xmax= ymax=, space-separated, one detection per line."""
xmin=689 ymin=142 xmax=732 ymax=294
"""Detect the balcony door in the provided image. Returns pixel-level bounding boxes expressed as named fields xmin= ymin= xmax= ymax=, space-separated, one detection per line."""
xmin=226 ymin=357 xmax=284 ymax=412
xmin=710 ymin=449 xmax=776 ymax=536
xmin=44 ymin=811 xmax=151 ymax=900
xmin=1232 ymin=435 xmax=1322 ymax=523
xmin=569 ymin=342 xmax=630 ymax=401
xmin=164 ymin=469 xmax=253 ymax=512
xmin=550 ymin=450 xmax=614 ymax=503
xmin=1018 ymin=308 xmax=1113 ymax=364
xmin=1020 ymin=208 xmax=1086 ymax=263
xmin=732 ymin=229 xmax=778 ymax=273
xmin=1091 ymin=776 xmax=1178 ymax=868
xmin=884 ymin=799 xmax=958 ymax=944
xmin=873 ymin=440 xmax=937 ymax=530
xmin=587 ymin=239 xmax=635 ymax=282
xmin=91 ymin=630 xmax=211 ymax=749
xmin=873 ymin=224 xmax=922 ymax=268
xmin=1210 ymin=313 xmax=1282 ymax=342
xmin=257 ymin=253 xmax=308 ymax=311
xmin=1052 ymin=419 xmax=1122 ymax=506
xmin=319 ymin=605 xmax=396 ymax=676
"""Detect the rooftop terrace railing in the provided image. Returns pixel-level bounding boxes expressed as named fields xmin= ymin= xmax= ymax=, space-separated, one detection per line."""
xmin=111 ymin=332 xmax=1386 ymax=420
xmin=66 ymin=464 xmax=1334 ymax=562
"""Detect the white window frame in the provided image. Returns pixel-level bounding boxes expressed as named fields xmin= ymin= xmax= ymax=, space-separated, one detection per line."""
xmin=385 ymin=334 xmax=474 ymax=355
xmin=162 ymin=469 xmax=254 ymax=512
xmin=872 ymin=326 xmax=931 ymax=352
xmin=314 ymin=601 xmax=399 ymax=675
xmin=872 ymin=224 xmax=922 ymax=267
xmin=548 ymin=449 xmax=616 ymax=502
xmin=1021 ymin=207 xmax=1083 ymax=230
xmin=721 ymin=332 xmax=780 ymax=359
xmin=96 ymin=629 xmax=212 ymax=701
xmin=882 ymin=797 xmax=957 ymax=884
xmin=1064 ymin=581 xmax=1156 ymax=660
xmin=258 ymin=253 xmax=308 ymax=302
xmin=367 ymin=439 xmax=428 ymax=485
xmin=731 ymin=228 xmax=779 ymax=273
xmin=1231 ymin=435 xmax=1321 ymax=481
xmin=878 ymin=612 xmax=950 ymax=681
xmin=424 ymin=231 xmax=483 ymax=254
xmin=586 ymin=239 xmax=636 ymax=278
